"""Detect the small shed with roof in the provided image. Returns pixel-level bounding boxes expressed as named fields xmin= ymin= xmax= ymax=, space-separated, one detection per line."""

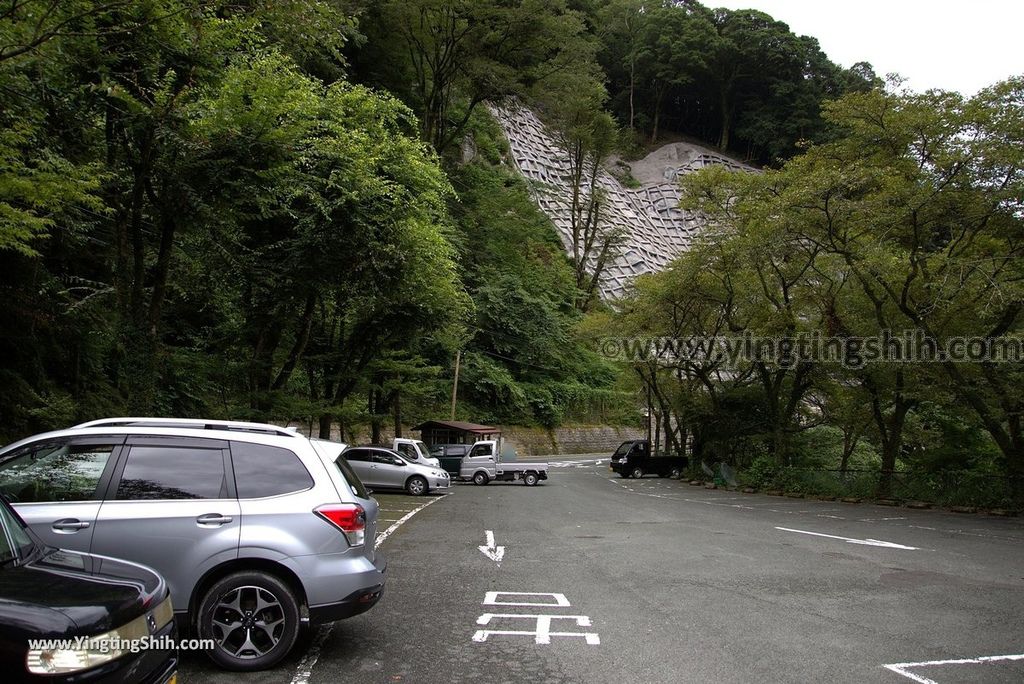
xmin=411 ymin=420 xmax=502 ymax=446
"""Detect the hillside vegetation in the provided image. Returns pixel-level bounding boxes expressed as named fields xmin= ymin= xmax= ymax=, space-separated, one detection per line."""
xmin=3 ymin=1 xmax=1023 ymax=507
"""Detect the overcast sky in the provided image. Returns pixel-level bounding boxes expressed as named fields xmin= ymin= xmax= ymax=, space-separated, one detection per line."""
xmin=710 ymin=0 xmax=1024 ymax=95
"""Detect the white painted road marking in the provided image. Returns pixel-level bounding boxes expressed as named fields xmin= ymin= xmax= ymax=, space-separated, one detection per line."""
xmin=290 ymin=494 xmax=447 ymax=684
xmin=375 ymin=495 xmax=447 ymax=547
xmin=474 ymin=592 xmax=600 ymax=645
xmin=776 ymin=526 xmax=919 ymax=550
xmin=484 ymin=591 xmax=570 ymax=607
xmin=479 ymin=529 xmax=506 ymax=563
xmin=473 ymin=614 xmax=600 ymax=645
xmin=883 ymin=652 xmax=1024 ymax=683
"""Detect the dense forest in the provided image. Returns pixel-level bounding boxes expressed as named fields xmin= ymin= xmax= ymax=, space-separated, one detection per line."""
xmin=621 ymin=79 xmax=1024 ymax=505
xmin=2 ymin=2 xmax=1021 ymax=504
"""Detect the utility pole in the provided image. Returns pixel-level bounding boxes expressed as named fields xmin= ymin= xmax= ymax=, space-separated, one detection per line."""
xmin=450 ymin=349 xmax=461 ymax=420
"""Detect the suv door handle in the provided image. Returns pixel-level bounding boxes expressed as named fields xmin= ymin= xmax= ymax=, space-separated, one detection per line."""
xmin=196 ymin=513 xmax=233 ymax=526
xmin=52 ymin=518 xmax=90 ymax=532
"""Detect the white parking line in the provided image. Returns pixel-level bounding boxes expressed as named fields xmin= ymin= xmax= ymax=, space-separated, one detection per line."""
xmin=776 ymin=526 xmax=918 ymax=550
xmin=884 ymin=652 xmax=1024 ymax=683
xmin=289 ymin=495 xmax=448 ymax=684
xmin=374 ymin=495 xmax=448 ymax=547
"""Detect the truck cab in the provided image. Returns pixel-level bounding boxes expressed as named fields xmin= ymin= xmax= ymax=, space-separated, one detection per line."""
xmin=393 ymin=438 xmax=441 ymax=467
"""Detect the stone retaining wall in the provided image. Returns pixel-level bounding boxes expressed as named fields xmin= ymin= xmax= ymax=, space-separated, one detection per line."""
xmin=283 ymin=422 xmax=642 ymax=457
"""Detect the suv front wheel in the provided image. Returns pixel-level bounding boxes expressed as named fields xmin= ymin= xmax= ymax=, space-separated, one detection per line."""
xmin=198 ymin=571 xmax=301 ymax=671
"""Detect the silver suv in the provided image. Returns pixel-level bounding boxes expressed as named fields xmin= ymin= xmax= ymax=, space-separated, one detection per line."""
xmin=0 ymin=418 xmax=386 ymax=671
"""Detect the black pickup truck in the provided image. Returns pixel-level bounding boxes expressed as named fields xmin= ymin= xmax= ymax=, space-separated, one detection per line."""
xmin=608 ymin=440 xmax=688 ymax=479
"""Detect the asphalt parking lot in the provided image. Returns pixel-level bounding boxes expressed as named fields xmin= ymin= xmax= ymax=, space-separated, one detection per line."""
xmin=180 ymin=457 xmax=1024 ymax=683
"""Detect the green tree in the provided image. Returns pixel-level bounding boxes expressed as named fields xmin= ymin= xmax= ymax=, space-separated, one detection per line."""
xmin=681 ymin=78 xmax=1024 ymax=496
xmin=369 ymin=0 xmax=596 ymax=153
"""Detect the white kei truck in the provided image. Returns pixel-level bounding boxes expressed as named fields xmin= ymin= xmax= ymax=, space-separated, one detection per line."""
xmin=458 ymin=439 xmax=549 ymax=486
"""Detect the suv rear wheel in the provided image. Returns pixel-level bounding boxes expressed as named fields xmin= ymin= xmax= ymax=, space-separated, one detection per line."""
xmin=198 ymin=571 xmax=300 ymax=671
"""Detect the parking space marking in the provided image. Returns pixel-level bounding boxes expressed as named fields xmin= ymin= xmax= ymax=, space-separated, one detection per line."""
xmin=776 ymin=526 xmax=919 ymax=550
xmin=883 ymin=652 xmax=1024 ymax=683
xmin=289 ymin=494 xmax=448 ymax=684
xmin=473 ymin=592 xmax=599 ymax=646
xmin=484 ymin=592 xmax=571 ymax=607
xmin=473 ymin=614 xmax=600 ymax=645
xmin=375 ymin=495 xmax=448 ymax=547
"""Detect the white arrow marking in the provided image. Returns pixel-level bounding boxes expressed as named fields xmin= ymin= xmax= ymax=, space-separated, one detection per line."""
xmin=776 ymin=526 xmax=918 ymax=550
xmin=479 ymin=530 xmax=505 ymax=562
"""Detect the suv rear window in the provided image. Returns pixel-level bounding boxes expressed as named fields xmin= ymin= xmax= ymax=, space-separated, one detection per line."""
xmin=116 ymin=446 xmax=228 ymax=500
xmin=231 ymin=442 xmax=313 ymax=498
xmin=334 ymin=455 xmax=370 ymax=499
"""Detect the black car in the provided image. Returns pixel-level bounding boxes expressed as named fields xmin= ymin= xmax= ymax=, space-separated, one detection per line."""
xmin=0 ymin=496 xmax=177 ymax=684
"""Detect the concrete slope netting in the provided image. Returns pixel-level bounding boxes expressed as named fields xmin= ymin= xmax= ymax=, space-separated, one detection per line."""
xmin=490 ymin=103 xmax=755 ymax=300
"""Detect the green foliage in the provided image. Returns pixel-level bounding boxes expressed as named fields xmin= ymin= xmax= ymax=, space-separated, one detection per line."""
xmin=447 ymin=146 xmax=619 ymax=426
xmin=0 ymin=1 xmax=474 ymax=442
xmin=359 ymin=0 xmax=597 ymax=153
xmin=618 ymin=78 xmax=1024 ymax=505
xmin=592 ymin=1 xmax=880 ymax=162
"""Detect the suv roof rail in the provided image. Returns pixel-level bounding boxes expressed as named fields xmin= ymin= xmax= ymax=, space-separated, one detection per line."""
xmin=71 ymin=417 xmax=302 ymax=438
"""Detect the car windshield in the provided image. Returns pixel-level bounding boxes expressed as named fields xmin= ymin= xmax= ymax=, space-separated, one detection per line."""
xmin=614 ymin=442 xmax=633 ymax=456
xmin=414 ymin=441 xmax=431 ymax=457
xmin=0 ymin=500 xmax=36 ymax=565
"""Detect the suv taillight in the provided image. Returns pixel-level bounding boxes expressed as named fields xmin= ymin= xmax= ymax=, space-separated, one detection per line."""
xmin=315 ymin=503 xmax=366 ymax=547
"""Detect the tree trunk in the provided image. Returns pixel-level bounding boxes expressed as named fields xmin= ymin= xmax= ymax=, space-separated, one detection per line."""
xmin=393 ymin=389 xmax=402 ymax=438
xmin=865 ymin=371 xmax=912 ymax=499
xmin=839 ymin=431 xmax=855 ymax=474
xmin=318 ymin=413 xmax=332 ymax=440
xmin=628 ymin=57 xmax=635 ymax=131
xmin=653 ymin=409 xmax=661 ymax=455
xmin=369 ymin=388 xmax=382 ymax=444
xmin=718 ymin=87 xmax=733 ymax=151
xmin=651 ymin=84 xmax=665 ymax=144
